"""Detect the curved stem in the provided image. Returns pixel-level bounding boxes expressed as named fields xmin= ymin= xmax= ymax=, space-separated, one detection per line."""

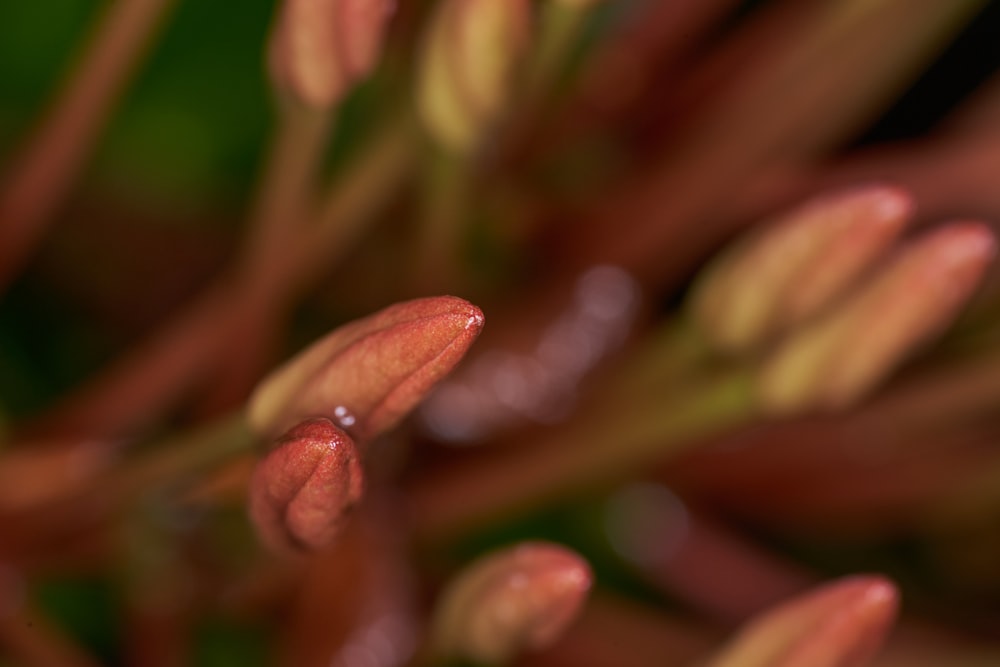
xmin=408 ymin=370 xmax=757 ymax=541
xmin=0 ymin=0 xmax=179 ymax=291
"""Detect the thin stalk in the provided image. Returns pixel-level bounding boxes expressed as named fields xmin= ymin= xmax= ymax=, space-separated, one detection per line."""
xmin=196 ymin=103 xmax=334 ymax=413
xmin=412 ymin=146 xmax=469 ymax=293
xmin=22 ymin=115 xmax=415 ymax=440
xmin=522 ymin=1 xmax=589 ymax=105
xmin=0 ymin=0 xmax=179 ymax=290
xmin=1 ymin=413 xmax=254 ymax=550
xmin=611 ymin=316 xmax=714 ymax=395
xmin=289 ymin=113 xmax=417 ymax=291
xmin=520 ymin=592 xmax=720 ymax=667
xmin=408 ymin=370 xmax=757 ymax=541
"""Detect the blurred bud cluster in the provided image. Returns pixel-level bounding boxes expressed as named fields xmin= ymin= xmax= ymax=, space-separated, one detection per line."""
xmin=2 ymin=0 xmax=1000 ymax=665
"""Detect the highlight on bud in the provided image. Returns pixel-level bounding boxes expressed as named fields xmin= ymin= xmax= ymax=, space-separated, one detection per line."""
xmin=431 ymin=541 xmax=592 ymax=664
xmin=416 ymin=0 xmax=531 ymax=153
xmin=690 ymin=185 xmax=914 ymax=354
xmin=757 ymin=223 xmax=997 ymax=415
xmin=247 ymin=296 xmax=485 ymax=441
xmin=706 ymin=576 xmax=898 ymax=667
xmin=268 ymin=0 xmax=395 ymax=109
xmin=248 ymin=418 xmax=363 ymax=553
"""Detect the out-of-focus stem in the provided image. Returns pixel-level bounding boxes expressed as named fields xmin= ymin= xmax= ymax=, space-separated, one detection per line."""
xmin=611 ymin=316 xmax=714 ymax=395
xmin=21 ymin=116 xmax=415 ymax=440
xmin=409 ymin=370 xmax=756 ymax=541
xmin=520 ymin=591 xmax=720 ymax=667
xmin=0 ymin=0 xmax=178 ymax=291
xmin=523 ymin=1 xmax=588 ymax=103
xmin=3 ymin=413 xmax=253 ymax=546
xmin=412 ymin=147 xmax=469 ymax=293
xmin=570 ymin=0 xmax=986 ymax=287
xmin=195 ymin=103 xmax=334 ymax=413
xmin=290 ymin=114 xmax=417 ymax=290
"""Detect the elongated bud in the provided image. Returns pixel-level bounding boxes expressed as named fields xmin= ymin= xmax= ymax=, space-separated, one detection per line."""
xmin=691 ymin=186 xmax=913 ymax=353
xmin=757 ymin=223 xmax=996 ymax=414
xmin=431 ymin=542 xmax=592 ymax=664
xmin=248 ymin=296 xmax=484 ymax=441
xmin=707 ymin=576 xmax=898 ymax=667
xmin=269 ymin=0 xmax=395 ymax=109
xmin=416 ymin=0 xmax=531 ymax=153
xmin=249 ymin=418 xmax=363 ymax=553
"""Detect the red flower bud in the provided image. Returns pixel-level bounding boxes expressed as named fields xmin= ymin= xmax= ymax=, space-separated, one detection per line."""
xmin=248 ymin=418 xmax=363 ymax=553
xmin=248 ymin=296 xmax=484 ymax=441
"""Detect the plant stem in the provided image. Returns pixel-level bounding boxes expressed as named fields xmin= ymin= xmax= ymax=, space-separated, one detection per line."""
xmin=408 ymin=370 xmax=757 ymax=541
xmin=0 ymin=0 xmax=179 ymax=291
xmin=568 ymin=0 xmax=986 ymax=288
xmin=22 ymin=115 xmax=415 ymax=440
xmin=196 ymin=102 xmax=334 ymax=413
xmin=611 ymin=316 xmax=714 ymax=395
xmin=412 ymin=146 xmax=469 ymax=293
xmin=523 ymin=1 xmax=588 ymax=104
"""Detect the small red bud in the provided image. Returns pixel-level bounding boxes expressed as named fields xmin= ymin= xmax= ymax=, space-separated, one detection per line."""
xmin=248 ymin=418 xmax=363 ymax=553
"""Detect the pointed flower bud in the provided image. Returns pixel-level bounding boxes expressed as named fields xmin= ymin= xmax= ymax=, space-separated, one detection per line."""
xmin=248 ymin=418 xmax=363 ymax=553
xmin=691 ymin=186 xmax=914 ymax=353
xmin=247 ymin=296 xmax=484 ymax=441
xmin=757 ymin=223 xmax=996 ymax=414
xmin=416 ymin=0 xmax=531 ymax=153
xmin=431 ymin=542 xmax=592 ymax=664
xmin=269 ymin=0 xmax=395 ymax=109
xmin=707 ymin=576 xmax=898 ymax=667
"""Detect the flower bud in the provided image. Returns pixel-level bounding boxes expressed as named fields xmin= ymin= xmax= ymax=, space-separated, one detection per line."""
xmin=691 ymin=186 xmax=913 ymax=354
xmin=416 ymin=0 xmax=531 ymax=153
xmin=432 ymin=542 xmax=592 ymax=664
xmin=248 ymin=418 xmax=363 ymax=553
xmin=757 ymin=223 xmax=996 ymax=414
xmin=268 ymin=0 xmax=395 ymax=109
xmin=247 ymin=296 xmax=484 ymax=441
xmin=707 ymin=576 xmax=898 ymax=667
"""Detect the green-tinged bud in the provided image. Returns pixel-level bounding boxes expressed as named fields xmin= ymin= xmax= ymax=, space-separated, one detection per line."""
xmin=248 ymin=418 xmax=363 ymax=553
xmin=431 ymin=542 xmax=592 ymax=664
xmin=757 ymin=223 xmax=996 ymax=415
xmin=707 ymin=576 xmax=898 ymax=667
xmin=416 ymin=0 xmax=531 ymax=153
xmin=268 ymin=0 xmax=395 ymax=109
xmin=247 ymin=296 xmax=484 ymax=441
xmin=691 ymin=186 xmax=913 ymax=354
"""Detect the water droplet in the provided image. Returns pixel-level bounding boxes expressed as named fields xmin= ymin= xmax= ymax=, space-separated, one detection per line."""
xmin=333 ymin=405 xmax=357 ymax=428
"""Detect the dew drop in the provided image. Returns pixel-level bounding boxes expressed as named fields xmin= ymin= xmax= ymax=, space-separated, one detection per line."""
xmin=333 ymin=405 xmax=357 ymax=428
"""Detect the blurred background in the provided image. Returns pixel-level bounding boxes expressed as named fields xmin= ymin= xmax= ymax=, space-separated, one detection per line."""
xmin=4 ymin=0 xmax=1000 ymax=665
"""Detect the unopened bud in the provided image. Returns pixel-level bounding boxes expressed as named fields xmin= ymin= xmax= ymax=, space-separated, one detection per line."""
xmin=691 ymin=186 xmax=913 ymax=353
xmin=269 ymin=0 xmax=395 ymax=109
xmin=416 ymin=0 xmax=531 ymax=153
xmin=248 ymin=418 xmax=363 ymax=553
xmin=757 ymin=223 xmax=996 ymax=414
xmin=707 ymin=576 xmax=898 ymax=667
xmin=247 ymin=296 xmax=484 ymax=441
xmin=432 ymin=542 xmax=592 ymax=664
